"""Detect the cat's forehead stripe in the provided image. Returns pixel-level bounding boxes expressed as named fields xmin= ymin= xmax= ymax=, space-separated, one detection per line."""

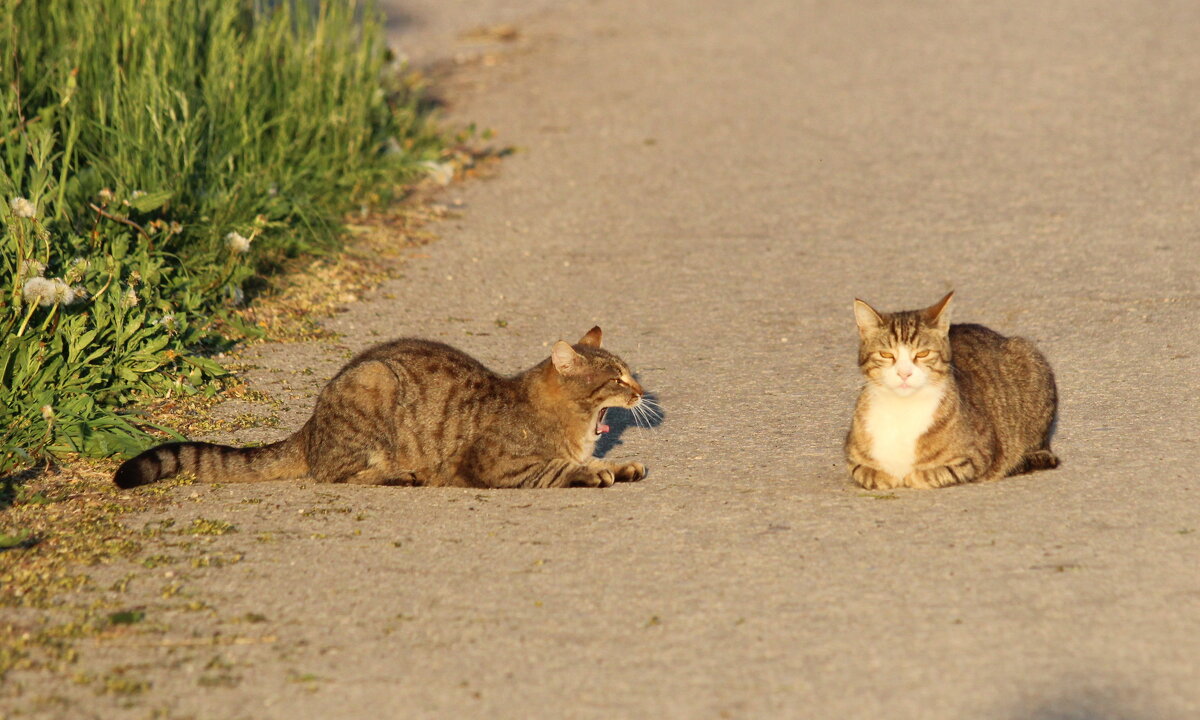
xmin=881 ymin=311 xmax=925 ymax=346
xmin=576 ymin=346 xmax=628 ymax=373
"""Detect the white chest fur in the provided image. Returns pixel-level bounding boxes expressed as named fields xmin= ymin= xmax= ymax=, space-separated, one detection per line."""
xmin=575 ymin=433 xmax=597 ymax=463
xmin=862 ymin=384 xmax=945 ymax=480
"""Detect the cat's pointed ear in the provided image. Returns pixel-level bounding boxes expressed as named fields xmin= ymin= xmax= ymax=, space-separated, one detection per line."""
xmin=924 ymin=291 xmax=954 ymax=328
xmin=578 ymin=326 xmax=603 ymax=348
xmin=551 ymin=340 xmax=583 ymax=375
xmin=853 ymin=299 xmax=884 ymax=335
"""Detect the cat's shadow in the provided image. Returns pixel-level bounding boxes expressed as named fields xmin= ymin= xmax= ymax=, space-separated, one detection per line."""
xmin=595 ymin=391 xmax=664 ymax=459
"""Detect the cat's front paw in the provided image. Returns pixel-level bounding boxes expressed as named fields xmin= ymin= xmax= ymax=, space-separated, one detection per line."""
xmin=612 ymin=462 xmax=646 ymax=483
xmin=567 ymin=466 xmax=615 ymax=488
xmin=851 ymin=465 xmax=900 ymax=490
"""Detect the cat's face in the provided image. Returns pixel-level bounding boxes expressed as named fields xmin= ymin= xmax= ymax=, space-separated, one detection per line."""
xmin=550 ymin=327 xmax=644 ymax=434
xmin=854 ymin=292 xmax=953 ymax=397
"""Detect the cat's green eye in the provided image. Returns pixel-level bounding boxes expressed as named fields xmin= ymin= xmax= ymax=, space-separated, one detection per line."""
xmin=915 ymin=350 xmax=930 ymax=359
xmin=879 ymin=351 xmax=894 ymax=360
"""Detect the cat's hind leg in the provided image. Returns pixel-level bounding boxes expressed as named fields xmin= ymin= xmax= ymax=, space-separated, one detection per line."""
xmin=305 ymin=360 xmax=404 ymax=485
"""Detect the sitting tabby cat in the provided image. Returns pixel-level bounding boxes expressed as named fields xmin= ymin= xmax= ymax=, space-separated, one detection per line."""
xmin=845 ymin=292 xmax=1058 ymax=489
xmin=115 ymin=327 xmax=648 ymax=489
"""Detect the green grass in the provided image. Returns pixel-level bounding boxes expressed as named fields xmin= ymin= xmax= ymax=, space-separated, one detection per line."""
xmin=0 ymin=0 xmax=444 ymax=474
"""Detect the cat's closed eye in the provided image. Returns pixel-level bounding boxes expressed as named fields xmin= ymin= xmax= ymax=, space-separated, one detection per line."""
xmin=915 ymin=350 xmax=930 ymax=358
xmin=878 ymin=351 xmax=894 ymax=360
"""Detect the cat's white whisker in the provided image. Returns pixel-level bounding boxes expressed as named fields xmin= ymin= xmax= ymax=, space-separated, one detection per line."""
xmin=627 ymin=403 xmax=661 ymax=431
xmin=638 ymin=400 xmax=663 ymax=421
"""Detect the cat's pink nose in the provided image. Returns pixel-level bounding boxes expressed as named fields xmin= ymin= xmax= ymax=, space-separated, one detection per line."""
xmin=897 ymin=366 xmax=913 ymax=380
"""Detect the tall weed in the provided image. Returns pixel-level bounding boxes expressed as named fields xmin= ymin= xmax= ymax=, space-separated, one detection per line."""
xmin=0 ymin=0 xmax=443 ymax=474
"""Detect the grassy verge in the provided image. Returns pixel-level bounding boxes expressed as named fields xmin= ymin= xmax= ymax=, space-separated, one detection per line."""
xmin=0 ymin=0 xmax=445 ymax=476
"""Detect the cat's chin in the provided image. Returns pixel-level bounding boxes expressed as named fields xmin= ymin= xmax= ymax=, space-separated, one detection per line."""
xmin=879 ymin=381 xmax=929 ymax=398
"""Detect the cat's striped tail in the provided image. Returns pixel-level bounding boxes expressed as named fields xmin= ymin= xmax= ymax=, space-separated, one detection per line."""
xmin=113 ymin=437 xmax=307 ymax=489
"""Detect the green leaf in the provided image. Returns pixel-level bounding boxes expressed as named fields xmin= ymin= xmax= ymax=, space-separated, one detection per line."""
xmin=108 ymin=610 xmax=145 ymax=625
xmin=129 ymin=190 xmax=172 ymax=213
xmin=0 ymin=530 xmax=36 ymax=550
xmin=181 ymin=355 xmax=227 ymax=376
xmin=67 ymin=329 xmax=100 ymax=364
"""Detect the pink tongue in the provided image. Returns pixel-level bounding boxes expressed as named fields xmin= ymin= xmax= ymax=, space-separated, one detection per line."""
xmin=598 ymin=423 xmax=611 ymax=434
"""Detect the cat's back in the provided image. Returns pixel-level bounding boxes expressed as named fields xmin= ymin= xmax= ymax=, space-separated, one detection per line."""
xmin=353 ymin=338 xmax=497 ymax=382
xmin=948 ymin=323 xmax=1055 ymax=446
xmin=948 ymin=322 xmax=1005 ymax=356
xmin=319 ymin=338 xmax=511 ymax=414
xmin=949 ymin=323 xmax=1053 ymax=383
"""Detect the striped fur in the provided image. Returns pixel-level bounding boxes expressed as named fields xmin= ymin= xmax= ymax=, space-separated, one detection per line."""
xmin=113 ymin=439 xmax=306 ymax=488
xmin=845 ymin=292 xmax=1059 ymax=489
xmin=114 ymin=327 xmax=649 ymax=489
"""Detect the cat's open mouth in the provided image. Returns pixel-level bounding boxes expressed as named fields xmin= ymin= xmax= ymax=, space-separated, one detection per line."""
xmin=594 ymin=408 xmax=611 ymax=435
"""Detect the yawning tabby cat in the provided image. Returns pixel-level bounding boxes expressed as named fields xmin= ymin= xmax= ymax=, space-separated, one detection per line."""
xmin=115 ymin=327 xmax=649 ymax=489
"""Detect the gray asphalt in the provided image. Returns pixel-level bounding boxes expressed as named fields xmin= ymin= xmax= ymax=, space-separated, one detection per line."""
xmin=10 ymin=1 xmax=1199 ymax=718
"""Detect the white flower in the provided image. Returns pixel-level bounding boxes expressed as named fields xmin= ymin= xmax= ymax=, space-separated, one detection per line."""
xmin=18 ymin=259 xmax=46 ymax=279
xmin=50 ymin=278 xmax=76 ymax=305
xmin=169 ymin=221 xmax=183 ymax=235
xmin=225 ymin=231 xmax=251 ymax=254
xmin=10 ymin=196 xmax=36 ymax=218
xmin=98 ymin=188 xmax=115 ymax=204
xmin=22 ymin=277 xmax=57 ymax=306
xmin=157 ymin=313 xmax=178 ymax=331
xmin=420 ymin=160 xmax=455 ymax=186
xmin=123 ymin=287 xmax=140 ymax=308
xmin=40 ymin=405 xmax=54 ymax=422
xmin=130 ymin=190 xmax=146 ymax=200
